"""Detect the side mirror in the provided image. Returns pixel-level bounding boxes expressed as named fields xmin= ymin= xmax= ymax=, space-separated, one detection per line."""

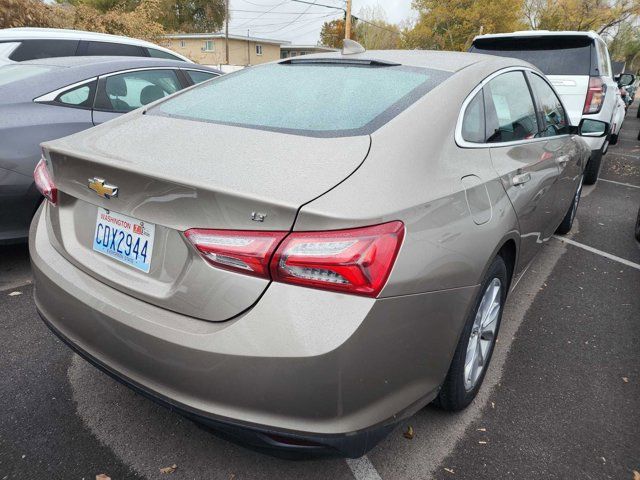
xmin=578 ymin=118 xmax=609 ymax=137
xmin=618 ymin=73 xmax=635 ymax=87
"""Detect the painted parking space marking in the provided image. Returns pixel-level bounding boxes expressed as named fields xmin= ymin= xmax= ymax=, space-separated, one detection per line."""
xmin=346 ymin=456 xmax=383 ymax=480
xmin=599 ymin=178 xmax=640 ymax=189
xmin=553 ymin=236 xmax=640 ymax=271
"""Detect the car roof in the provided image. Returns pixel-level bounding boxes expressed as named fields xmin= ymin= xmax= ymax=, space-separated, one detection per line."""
xmin=0 ymin=56 xmax=221 ymax=103
xmin=276 ymin=49 xmax=532 ymax=73
xmin=474 ymin=30 xmax=603 ymax=42
xmin=0 ymin=27 xmax=191 ymax=62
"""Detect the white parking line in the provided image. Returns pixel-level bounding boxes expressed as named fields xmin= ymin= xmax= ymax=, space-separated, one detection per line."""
xmin=599 ymin=178 xmax=640 ymax=189
xmin=553 ymin=236 xmax=640 ymax=271
xmin=346 ymin=456 xmax=383 ymax=480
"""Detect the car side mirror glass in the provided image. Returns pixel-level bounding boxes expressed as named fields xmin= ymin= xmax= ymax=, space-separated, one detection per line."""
xmin=579 ymin=119 xmax=609 ymax=137
xmin=618 ymin=73 xmax=635 ymax=87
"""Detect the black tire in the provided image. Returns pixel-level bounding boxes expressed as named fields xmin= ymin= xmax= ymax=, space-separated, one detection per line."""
xmin=636 ymin=106 xmax=640 ymax=118
xmin=435 ymin=256 xmax=508 ymax=411
xmin=635 ymin=207 xmax=640 ymax=242
xmin=556 ymin=178 xmax=583 ymax=235
xmin=584 ymin=149 xmax=603 ymax=185
xmin=609 ymin=133 xmax=619 ymax=146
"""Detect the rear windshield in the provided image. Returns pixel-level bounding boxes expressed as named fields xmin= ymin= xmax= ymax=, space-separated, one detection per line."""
xmin=470 ymin=36 xmax=592 ymax=75
xmin=153 ymin=62 xmax=450 ymax=137
xmin=0 ymin=64 xmax=53 ymax=87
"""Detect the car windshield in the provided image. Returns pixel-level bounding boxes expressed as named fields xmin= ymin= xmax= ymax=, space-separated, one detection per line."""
xmin=470 ymin=36 xmax=592 ymax=76
xmin=0 ymin=64 xmax=54 ymax=87
xmin=153 ymin=62 xmax=450 ymax=137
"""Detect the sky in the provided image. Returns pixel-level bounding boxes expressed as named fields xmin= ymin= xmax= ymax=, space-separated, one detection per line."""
xmin=226 ymin=0 xmax=415 ymax=45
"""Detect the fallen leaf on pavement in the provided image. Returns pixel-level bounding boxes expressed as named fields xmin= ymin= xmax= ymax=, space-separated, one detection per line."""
xmin=622 ymin=377 xmax=629 ymax=383
xmin=633 ymin=470 xmax=640 ymax=480
xmin=160 ymin=464 xmax=177 ymax=474
xmin=477 ymin=428 xmax=486 ymax=432
xmin=96 ymin=475 xmax=111 ymax=480
xmin=478 ymin=441 xmax=488 ymax=445
xmin=403 ymin=426 xmax=414 ymax=440
xmin=444 ymin=467 xmax=455 ymax=474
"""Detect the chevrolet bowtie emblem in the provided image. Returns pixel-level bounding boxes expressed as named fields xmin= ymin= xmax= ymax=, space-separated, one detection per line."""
xmin=88 ymin=178 xmax=119 ymax=199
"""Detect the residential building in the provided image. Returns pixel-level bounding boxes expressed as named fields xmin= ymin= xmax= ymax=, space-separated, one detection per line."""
xmin=163 ymin=33 xmax=288 ymax=66
xmin=280 ymin=44 xmax=339 ymax=59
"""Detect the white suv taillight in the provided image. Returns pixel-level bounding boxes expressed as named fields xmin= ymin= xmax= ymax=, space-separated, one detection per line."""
xmin=186 ymin=221 xmax=405 ymax=297
xmin=583 ymin=76 xmax=607 ymax=114
xmin=34 ymin=157 xmax=57 ymax=206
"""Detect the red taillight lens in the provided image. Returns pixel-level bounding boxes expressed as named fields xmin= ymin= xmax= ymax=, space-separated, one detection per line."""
xmin=271 ymin=221 xmax=404 ymax=297
xmin=184 ymin=229 xmax=287 ymax=278
xmin=34 ymin=157 xmax=57 ymax=206
xmin=583 ymin=76 xmax=607 ymax=114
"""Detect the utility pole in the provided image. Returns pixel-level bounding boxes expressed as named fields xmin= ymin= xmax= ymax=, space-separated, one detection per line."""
xmin=247 ymin=29 xmax=250 ymax=66
xmin=344 ymin=0 xmax=352 ymax=40
xmin=225 ymin=0 xmax=229 ymax=65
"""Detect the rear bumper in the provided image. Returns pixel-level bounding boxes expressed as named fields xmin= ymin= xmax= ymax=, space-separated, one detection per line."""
xmin=30 ymin=204 xmax=477 ymax=457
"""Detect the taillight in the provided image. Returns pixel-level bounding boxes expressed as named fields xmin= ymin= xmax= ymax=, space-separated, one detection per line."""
xmin=184 ymin=229 xmax=286 ymax=278
xmin=34 ymin=157 xmax=57 ymax=206
xmin=271 ymin=221 xmax=404 ymax=297
xmin=583 ymin=76 xmax=607 ymax=114
xmin=186 ymin=221 xmax=405 ymax=296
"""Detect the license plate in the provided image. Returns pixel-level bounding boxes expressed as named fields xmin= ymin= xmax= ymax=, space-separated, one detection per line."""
xmin=93 ymin=208 xmax=155 ymax=273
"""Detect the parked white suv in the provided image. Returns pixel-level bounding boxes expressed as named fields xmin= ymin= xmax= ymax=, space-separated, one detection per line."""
xmin=0 ymin=28 xmax=191 ymax=66
xmin=470 ymin=30 xmax=631 ymax=184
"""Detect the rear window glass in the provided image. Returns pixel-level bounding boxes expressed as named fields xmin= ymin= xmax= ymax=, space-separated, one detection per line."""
xmin=470 ymin=36 xmax=592 ymax=75
xmin=0 ymin=64 xmax=53 ymax=87
xmin=154 ymin=63 xmax=450 ymax=137
xmin=84 ymin=41 xmax=144 ymax=57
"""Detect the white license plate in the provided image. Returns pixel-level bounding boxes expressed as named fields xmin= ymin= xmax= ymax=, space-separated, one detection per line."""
xmin=92 ymin=208 xmax=155 ymax=273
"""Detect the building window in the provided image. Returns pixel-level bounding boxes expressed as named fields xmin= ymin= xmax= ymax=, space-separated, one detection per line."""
xmin=180 ymin=40 xmax=186 ymax=48
xmin=280 ymin=51 xmax=288 ymax=59
xmin=290 ymin=52 xmax=297 ymax=57
xmin=256 ymin=44 xmax=263 ymax=56
xmin=203 ymin=40 xmax=214 ymax=52
xmin=299 ymin=51 xmax=307 ymax=56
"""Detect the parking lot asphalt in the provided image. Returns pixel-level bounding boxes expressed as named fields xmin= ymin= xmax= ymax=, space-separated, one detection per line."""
xmin=1 ymin=107 xmax=639 ymax=480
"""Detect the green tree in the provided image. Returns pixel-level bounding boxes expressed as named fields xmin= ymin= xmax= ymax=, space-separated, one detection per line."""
xmin=404 ymin=0 xmax=526 ymax=51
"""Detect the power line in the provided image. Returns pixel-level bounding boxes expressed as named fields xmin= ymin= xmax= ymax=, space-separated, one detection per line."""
xmin=353 ymin=16 xmax=402 ymax=36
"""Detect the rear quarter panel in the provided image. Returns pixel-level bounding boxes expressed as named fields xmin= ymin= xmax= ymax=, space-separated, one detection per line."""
xmin=294 ymin=64 xmax=521 ymax=297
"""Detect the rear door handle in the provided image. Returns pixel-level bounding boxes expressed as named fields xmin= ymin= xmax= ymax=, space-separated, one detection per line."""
xmin=512 ymin=172 xmax=531 ymax=186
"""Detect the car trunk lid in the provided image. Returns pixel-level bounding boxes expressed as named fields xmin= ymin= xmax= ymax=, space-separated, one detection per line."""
xmin=42 ymin=113 xmax=371 ymax=321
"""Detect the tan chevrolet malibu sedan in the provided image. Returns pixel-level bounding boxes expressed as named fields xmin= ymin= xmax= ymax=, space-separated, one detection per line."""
xmin=30 ymin=50 xmax=608 ymax=457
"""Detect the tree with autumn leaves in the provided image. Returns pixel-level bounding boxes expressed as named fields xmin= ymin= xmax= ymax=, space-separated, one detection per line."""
xmin=0 ymin=0 xmax=225 ymax=43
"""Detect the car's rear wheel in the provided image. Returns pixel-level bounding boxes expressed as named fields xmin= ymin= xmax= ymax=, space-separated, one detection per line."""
xmin=435 ymin=255 xmax=508 ymax=411
xmin=556 ymin=177 xmax=583 ymax=235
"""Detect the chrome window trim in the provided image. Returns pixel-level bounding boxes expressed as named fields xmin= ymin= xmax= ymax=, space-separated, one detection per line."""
xmin=33 ymin=77 xmax=97 ymax=103
xmin=455 ymin=66 xmax=571 ymax=149
xmin=99 ymin=66 xmax=182 ymax=78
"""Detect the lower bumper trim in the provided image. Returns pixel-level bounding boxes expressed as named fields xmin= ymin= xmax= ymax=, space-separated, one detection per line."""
xmin=37 ymin=305 xmax=394 ymax=458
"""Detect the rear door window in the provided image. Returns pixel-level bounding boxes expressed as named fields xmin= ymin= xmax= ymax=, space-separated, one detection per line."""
xmin=95 ymin=69 xmax=181 ymax=113
xmin=9 ymin=39 xmax=79 ymax=61
xmin=528 ymin=73 xmax=570 ymax=136
xmin=185 ymin=70 xmax=218 ymax=84
xmin=154 ymin=63 xmax=451 ymax=137
xmin=55 ymin=81 xmax=97 ymax=108
xmin=470 ymin=36 xmax=592 ymax=76
xmin=461 ymin=90 xmax=486 ymax=143
xmin=147 ymin=48 xmax=182 ymax=61
xmin=484 ymin=71 xmax=539 ymax=143
xmin=83 ymin=41 xmax=145 ymax=57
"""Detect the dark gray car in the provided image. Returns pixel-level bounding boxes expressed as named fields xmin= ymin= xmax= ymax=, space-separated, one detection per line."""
xmin=0 ymin=56 xmax=220 ymax=244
